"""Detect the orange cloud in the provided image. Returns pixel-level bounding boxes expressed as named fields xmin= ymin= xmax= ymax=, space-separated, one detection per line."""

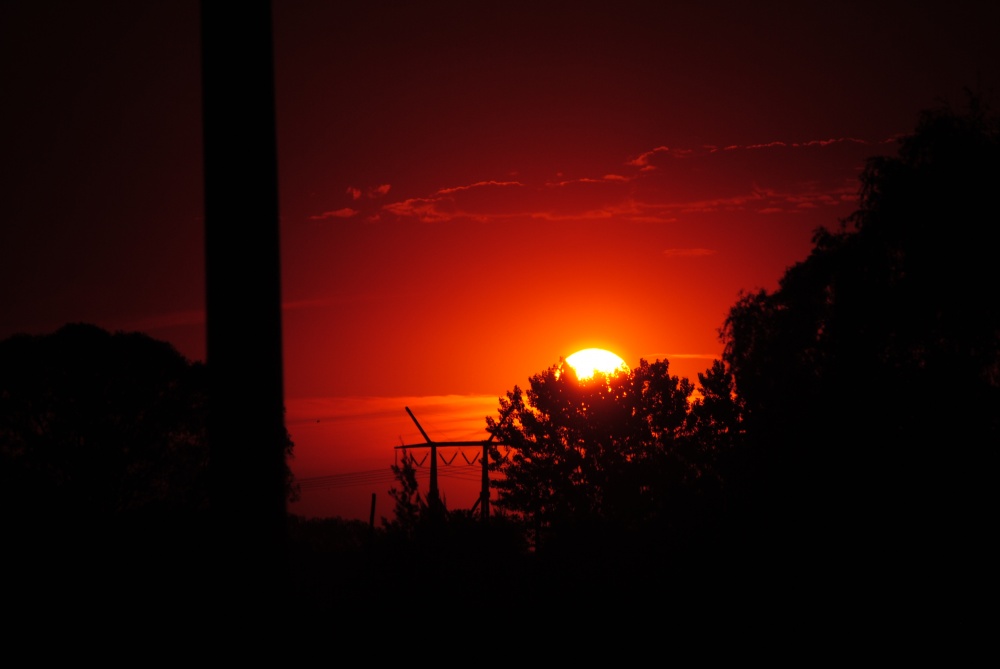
xmin=382 ymin=197 xmax=455 ymax=223
xmin=435 ymin=180 xmax=522 ymax=195
xmin=732 ymin=136 xmax=885 ymax=152
xmin=313 ymin=134 xmax=881 ymax=226
xmin=627 ymin=145 xmax=687 ymax=170
xmin=309 ymin=208 xmax=358 ymax=220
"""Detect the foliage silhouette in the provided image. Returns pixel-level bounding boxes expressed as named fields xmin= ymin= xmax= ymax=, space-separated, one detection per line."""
xmin=383 ymin=451 xmax=425 ymax=533
xmin=0 ymin=323 xmax=298 ymax=524
xmin=721 ymin=95 xmax=999 ymax=575
xmin=486 ymin=357 xmax=743 ymax=556
xmin=382 ymin=449 xmax=525 ymax=545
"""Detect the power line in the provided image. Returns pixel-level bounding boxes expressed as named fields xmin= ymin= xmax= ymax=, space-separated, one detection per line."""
xmin=296 ymin=461 xmax=492 ymax=492
xmin=297 ymin=469 xmax=398 ymax=491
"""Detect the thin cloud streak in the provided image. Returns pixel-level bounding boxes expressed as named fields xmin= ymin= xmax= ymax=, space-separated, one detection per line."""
xmin=286 ymin=394 xmax=501 ymax=519
xmin=309 ymin=207 xmax=358 ymax=220
xmin=435 ymin=180 xmax=522 ymax=195
xmin=286 ymin=394 xmax=500 ymax=440
xmin=309 ymin=134 xmax=890 ymax=227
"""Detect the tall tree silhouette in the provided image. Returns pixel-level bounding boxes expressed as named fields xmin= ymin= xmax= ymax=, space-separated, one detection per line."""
xmin=721 ymin=95 xmax=999 ymax=579
xmin=0 ymin=324 xmax=297 ymax=521
xmin=1 ymin=324 xmax=208 ymax=519
xmin=487 ymin=358 xmax=740 ymax=554
xmin=384 ymin=452 xmax=425 ymax=533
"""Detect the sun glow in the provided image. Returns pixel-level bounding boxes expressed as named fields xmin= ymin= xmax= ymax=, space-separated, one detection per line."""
xmin=565 ymin=348 xmax=629 ymax=380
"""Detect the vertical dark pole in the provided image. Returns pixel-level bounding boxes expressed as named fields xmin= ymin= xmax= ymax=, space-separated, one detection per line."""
xmin=480 ymin=443 xmax=490 ymax=522
xmin=406 ymin=407 xmax=442 ymax=520
xmin=201 ymin=0 xmax=287 ymax=611
xmin=426 ymin=443 xmax=443 ymax=525
xmin=428 ymin=442 xmax=439 ymax=511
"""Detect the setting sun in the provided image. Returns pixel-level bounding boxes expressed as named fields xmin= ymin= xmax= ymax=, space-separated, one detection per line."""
xmin=565 ymin=348 xmax=629 ymax=380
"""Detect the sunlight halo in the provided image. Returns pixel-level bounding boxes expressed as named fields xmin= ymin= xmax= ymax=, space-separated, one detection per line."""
xmin=565 ymin=348 xmax=629 ymax=380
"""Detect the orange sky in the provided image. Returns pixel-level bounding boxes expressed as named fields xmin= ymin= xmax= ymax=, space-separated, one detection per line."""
xmin=3 ymin=1 xmax=999 ymax=522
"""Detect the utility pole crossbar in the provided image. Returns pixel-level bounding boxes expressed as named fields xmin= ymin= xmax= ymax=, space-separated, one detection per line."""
xmin=394 ymin=406 xmax=510 ymax=522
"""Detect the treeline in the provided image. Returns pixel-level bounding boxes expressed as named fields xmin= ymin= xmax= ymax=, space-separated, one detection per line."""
xmin=3 ymin=98 xmax=996 ymax=618
xmin=357 ymin=97 xmax=999 ymax=605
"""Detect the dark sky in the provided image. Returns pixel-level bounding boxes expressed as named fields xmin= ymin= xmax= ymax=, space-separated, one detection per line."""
xmin=3 ymin=0 xmax=998 ymax=520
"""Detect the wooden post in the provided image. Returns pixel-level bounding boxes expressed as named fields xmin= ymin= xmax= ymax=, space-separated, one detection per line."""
xmin=201 ymin=0 xmax=287 ymax=612
xmin=481 ymin=442 xmax=490 ymax=522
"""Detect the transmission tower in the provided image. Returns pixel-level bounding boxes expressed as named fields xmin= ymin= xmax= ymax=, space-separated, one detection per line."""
xmin=395 ymin=406 xmax=510 ymax=522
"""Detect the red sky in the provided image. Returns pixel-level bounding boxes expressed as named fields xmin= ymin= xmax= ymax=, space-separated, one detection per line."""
xmin=3 ymin=1 xmax=999 ymax=522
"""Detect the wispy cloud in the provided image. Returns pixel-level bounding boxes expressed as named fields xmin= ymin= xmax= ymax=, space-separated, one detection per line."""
xmin=729 ymin=137 xmax=888 ymax=152
xmin=382 ymin=197 xmax=457 ymax=223
xmin=309 ymin=207 xmax=358 ymax=220
xmin=286 ymin=394 xmax=502 ymax=519
xmin=285 ymin=394 xmax=501 ymax=451
xmin=545 ymin=174 xmax=631 ymax=187
xmin=436 ymin=180 xmax=522 ymax=195
xmin=309 ymin=134 xmax=895 ymax=227
xmin=627 ymin=145 xmax=695 ymax=169
xmin=347 ymin=184 xmax=392 ymax=200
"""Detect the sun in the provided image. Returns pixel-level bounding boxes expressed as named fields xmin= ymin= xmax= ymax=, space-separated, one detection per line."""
xmin=565 ymin=348 xmax=629 ymax=380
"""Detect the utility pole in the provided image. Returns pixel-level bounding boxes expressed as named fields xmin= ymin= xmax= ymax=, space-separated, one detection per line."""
xmin=480 ymin=441 xmax=490 ymax=521
xmin=201 ymin=0 xmax=287 ymax=613
xmin=396 ymin=407 xmax=511 ymax=523
xmin=405 ymin=406 xmax=441 ymax=518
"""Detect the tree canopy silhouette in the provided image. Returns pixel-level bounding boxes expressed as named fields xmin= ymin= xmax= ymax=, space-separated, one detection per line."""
xmin=721 ymin=95 xmax=999 ymax=569
xmin=0 ymin=323 xmax=297 ymax=524
xmin=486 ymin=357 xmax=742 ymax=552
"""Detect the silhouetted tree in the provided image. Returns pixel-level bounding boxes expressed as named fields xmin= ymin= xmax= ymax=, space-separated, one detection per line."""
xmin=721 ymin=95 xmax=1000 ymax=578
xmin=487 ymin=358 xmax=741 ymax=554
xmin=686 ymin=359 xmax=746 ymax=456
xmin=0 ymin=323 xmax=298 ymax=524
xmin=383 ymin=451 xmax=425 ymax=533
